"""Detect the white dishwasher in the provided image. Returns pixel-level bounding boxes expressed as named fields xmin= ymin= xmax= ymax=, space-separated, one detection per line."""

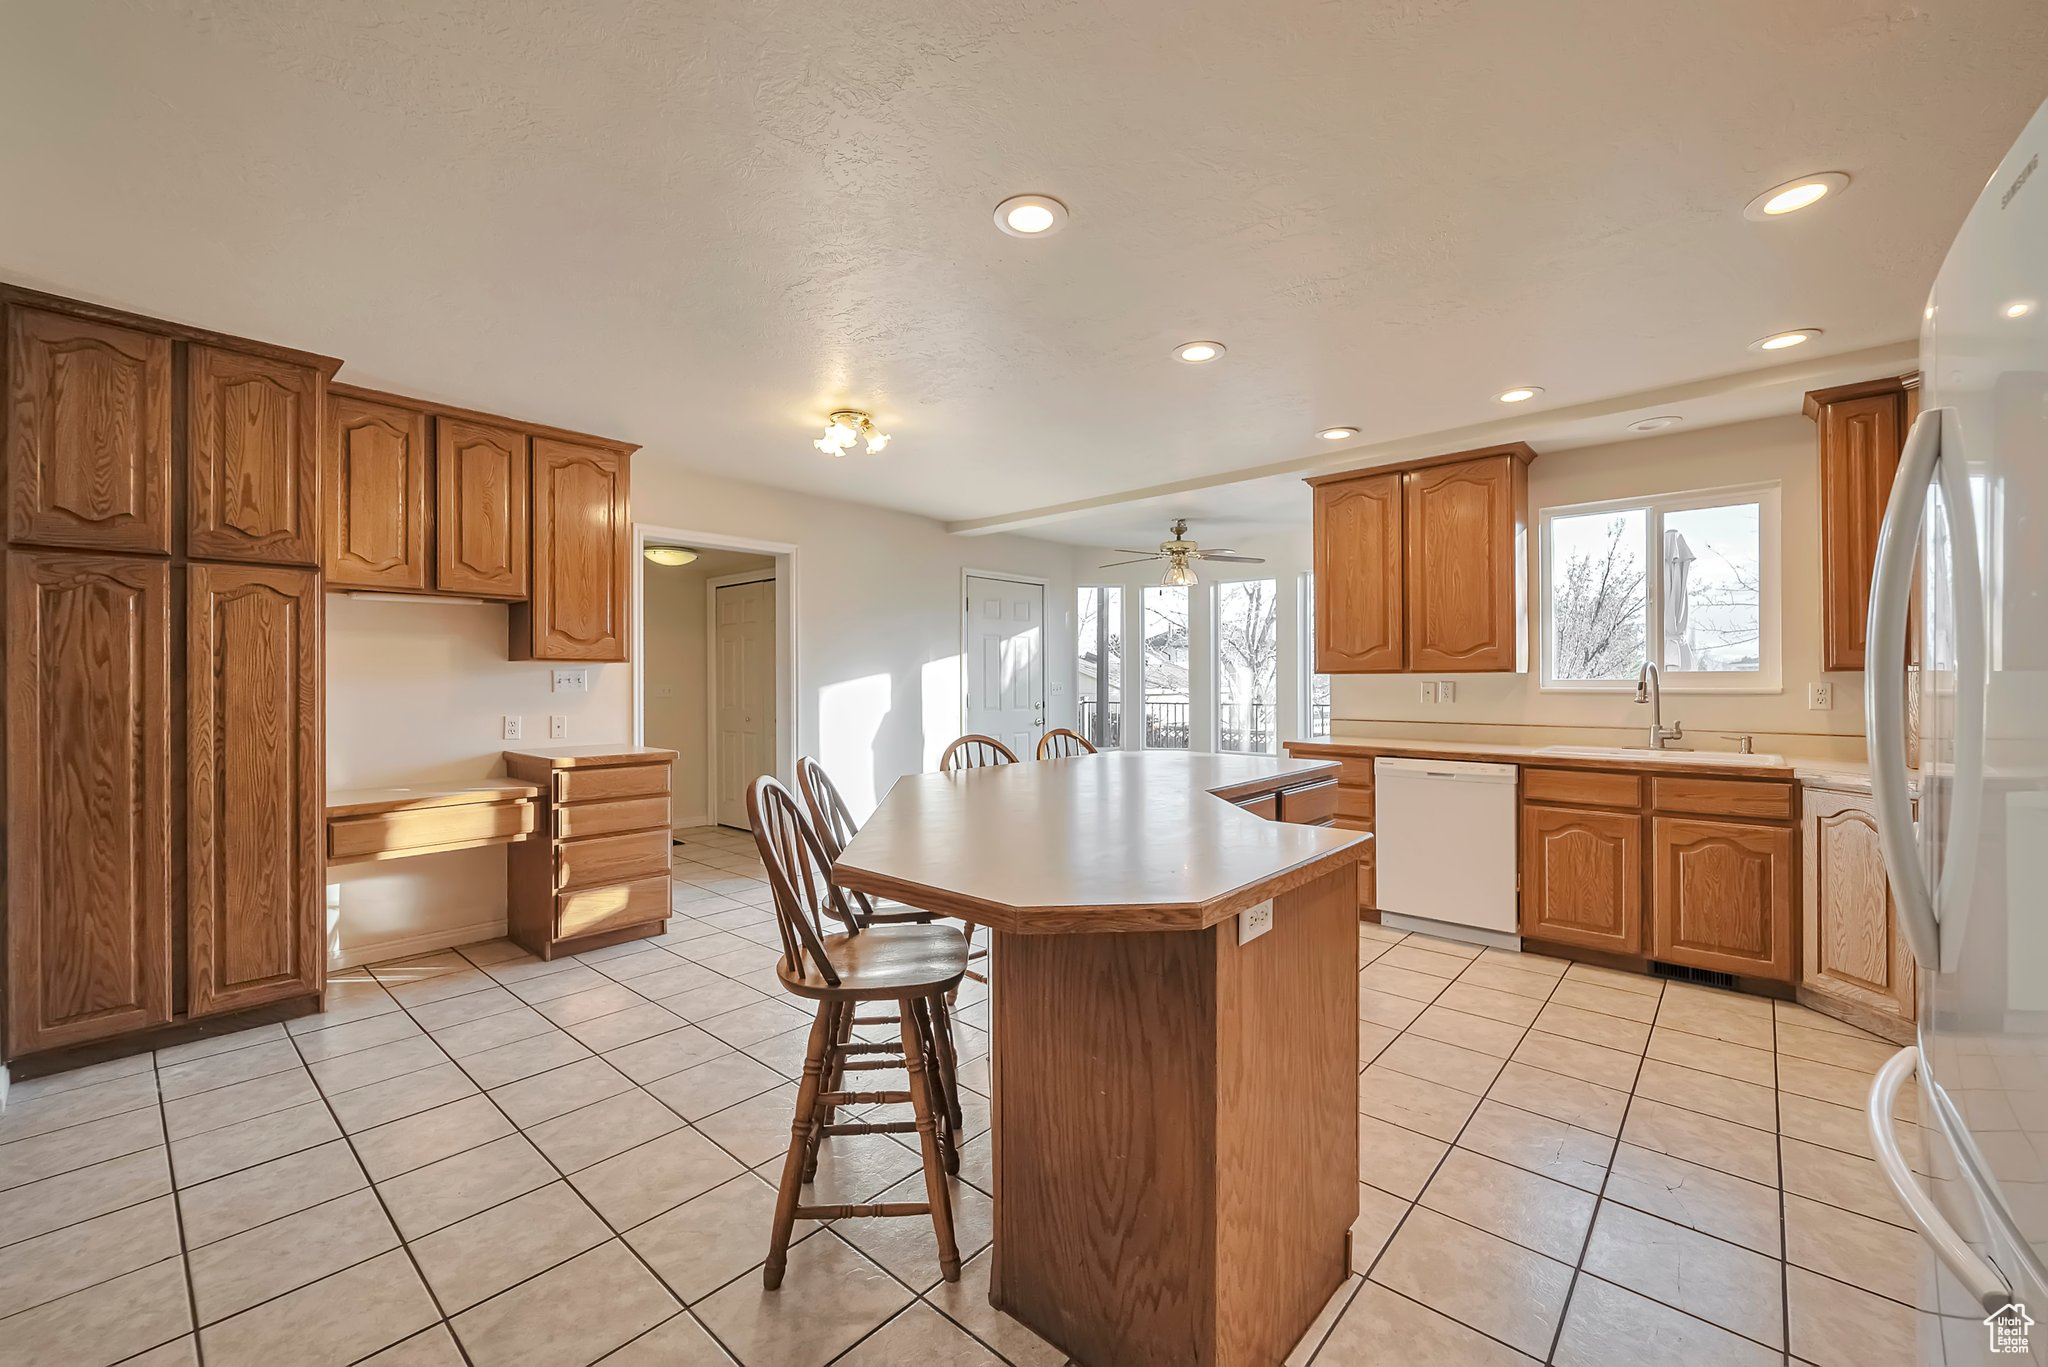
xmin=1372 ymin=757 xmax=1520 ymax=946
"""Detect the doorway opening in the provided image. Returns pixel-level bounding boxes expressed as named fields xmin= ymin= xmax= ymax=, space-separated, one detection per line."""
xmin=634 ymin=525 xmax=797 ymax=834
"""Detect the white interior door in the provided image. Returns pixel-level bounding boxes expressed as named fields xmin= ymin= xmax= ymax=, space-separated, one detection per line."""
xmin=964 ymin=575 xmax=1044 ymax=759
xmin=713 ymin=577 xmax=777 ymax=829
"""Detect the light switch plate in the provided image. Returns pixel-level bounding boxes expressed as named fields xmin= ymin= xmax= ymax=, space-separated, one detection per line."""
xmin=1418 ymin=681 xmax=1438 ymax=704
xmin=551 ymin=668 xmax=590 ymax=693
xmin=502 ymin=715 xmax=524 ymax=740
xmin=1239 ymin=899 xmax=1274 ymax=945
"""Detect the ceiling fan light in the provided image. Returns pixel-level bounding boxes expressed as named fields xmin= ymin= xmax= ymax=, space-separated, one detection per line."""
xmin=1163 ymin=557 xmax=1197 ymax=587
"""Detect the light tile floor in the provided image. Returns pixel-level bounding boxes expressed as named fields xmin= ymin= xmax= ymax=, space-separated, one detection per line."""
xmin=0 ymin=828 xmax=1931 ymax=1366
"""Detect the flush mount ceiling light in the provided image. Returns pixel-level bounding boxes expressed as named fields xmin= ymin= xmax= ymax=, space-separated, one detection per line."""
xmin=1628 ymin=416 xmax=1684 ymax=433
xmin=2004 ymin=300 xmax=2036 ymax=319
xmin=1496 ymin=386 xmax=1543 ymax=403
xmin=814 ymin=409 xmax=890 ymax=457
xmin=643 ymin=546 xmax=699 ymax=567
xmin=993 ymin=194 xmax=1068 ymax=237
xmin=1750 ymin=328 xmax=1820 ymax=352
xmin=1174 ymin=340 xmax=1226 ymax=363
xmin=1743 ymin=172 xmax=1849 ymax=221
xmin=1316 ymin=426 xmax=1359 ymax=441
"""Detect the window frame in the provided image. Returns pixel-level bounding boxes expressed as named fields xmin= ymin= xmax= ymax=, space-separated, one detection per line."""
xmin=1537 ymin=481 xmax=1783 ymax=695
xmin=1299 ymin=571 xmax=1331 ymax=739
xmin=1074 ymin=585 xmax=1124 ymax=750
xmin=1139 ymin=583 xmax=1192 ymax=751
xmin=1212 ymin=577 xmax=1280 ymax=755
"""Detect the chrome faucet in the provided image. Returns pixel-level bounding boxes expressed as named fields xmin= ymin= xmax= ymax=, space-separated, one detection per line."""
xmin=1634 ymin=663 xmax=1684 ymax=749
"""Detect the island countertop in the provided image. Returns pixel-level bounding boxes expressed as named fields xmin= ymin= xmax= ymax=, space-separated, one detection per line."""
xmin=832 ymin=751 xmax=1366 ymax=934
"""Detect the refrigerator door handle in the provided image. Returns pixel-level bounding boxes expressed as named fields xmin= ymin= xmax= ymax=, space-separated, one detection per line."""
xmin=1869 ymin=1046 xmax=2011 ymax=1313
xmin=1866 ymin=410 xmax=1946 ymax=968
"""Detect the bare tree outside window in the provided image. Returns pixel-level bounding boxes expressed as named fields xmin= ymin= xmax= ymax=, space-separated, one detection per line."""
xmin=1076 ymin=586 xmax=1123 ymax=747
xmin=1217 ymin=580 xmax=1278 ymax=752
xmin=1549 ymin=510 xmax=1648 ymax=680
xmin=1142 ymin=586 xmax=1190 ymax=748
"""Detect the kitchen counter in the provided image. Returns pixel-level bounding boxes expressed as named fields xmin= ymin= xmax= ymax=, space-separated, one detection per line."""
xmin=1286 ymin=736 xmax=1911 ymax=792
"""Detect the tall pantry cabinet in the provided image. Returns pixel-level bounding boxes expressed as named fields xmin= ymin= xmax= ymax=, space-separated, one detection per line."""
xmin=2 ymin=286 xmax=334 ymax=1061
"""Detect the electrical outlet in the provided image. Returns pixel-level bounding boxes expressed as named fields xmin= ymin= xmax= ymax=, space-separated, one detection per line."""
xmin=551 ymin=668 xmax=590 ymax=693
xmin=549 ymin=715 xmax=568 ymax=739
xmin=1238 ymin=900 xmax=1274 ymax=945
xmin=1807 ymin=681 xmax=1834 ymax=711
xmin=653 ymin=683 xmax=677 ymax=700
xmin=1419 ymin=681 xmax=1438 ymax=704
xmin=1437 ymin=680 xmax=1457 ymax=704
xmin=502 ymin=715 xmax=524 ymax=740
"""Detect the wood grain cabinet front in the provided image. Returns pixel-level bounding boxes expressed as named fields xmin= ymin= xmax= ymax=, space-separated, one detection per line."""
xmin=504 ymin=749 xmax=676 ymax=959
xmin=1521 ymin=804 xmax=1644 ymax=954
xmin=1311 ymin=471 xmax=1403 ymax=672
xmin=1806 ymin=377 xmax=1914 ymax=672
xmin=1650 ymin=815 xmax=1796 ymax=981
xmin=187 ymin=344 xmax=324 ymax=565
xmin=512 ymin=438 xmax=631 ymax=661
xmin=185 ymin=564 xmax=324 ymax=1017
xmin=5 ymin=552 xmax=173 ymax=1054
xmin=1404 ymin=454 xmax=1526 ymax=672
xmin=5 ymin=306 xmax=173 ymax=554
xmin=1801 ymin=788 xmax=1915 ymax=1032
xmin=436 ymin=417 xmax=529 ymax=597
xmin=325 ymin=391 xmax=430 ymax=591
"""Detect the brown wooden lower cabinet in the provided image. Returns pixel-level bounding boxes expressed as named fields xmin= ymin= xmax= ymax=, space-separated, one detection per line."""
xmin=1520 ymin=804 xmax=1643 ymax=954
xmin=1650 ymin=816 xmax=1796 ymax=980
xmin=1801 ymin=787 xmax=1915 ymax=1033
xmin=505 ymin=746 xmax=677 ymax=958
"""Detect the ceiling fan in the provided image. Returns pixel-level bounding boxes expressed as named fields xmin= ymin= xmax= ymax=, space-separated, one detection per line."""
xmin=1099 ymin=519 xmax=1266 ymax=586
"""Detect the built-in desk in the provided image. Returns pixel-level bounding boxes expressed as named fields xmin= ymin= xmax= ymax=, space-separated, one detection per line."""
xmin=326 ymin=781 xmax=540 ymax=864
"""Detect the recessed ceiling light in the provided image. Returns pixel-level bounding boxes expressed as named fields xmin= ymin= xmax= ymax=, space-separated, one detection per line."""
xmin=1175 ymin=341 xmax=1225 ymax=363
xmin=993 ymin=194 xmax=1068 ymax=237
xmin=1628 ymin=416 xmax=1684 ymax=433
xmin=1496 ymin=386 xmax=1543 ymax=403
xmin=1750 ymin=328 xmax=1820 ymax=352
xmin=1316 ymin=426 xmax=1359 ymax=441
xmin=2004 ymin=300 xmax=2035 ymax=319
xmin=644 ymin=546 xmax=699 ymax=567
xmin=1743 ymin=172 xmax=1849 ymax=221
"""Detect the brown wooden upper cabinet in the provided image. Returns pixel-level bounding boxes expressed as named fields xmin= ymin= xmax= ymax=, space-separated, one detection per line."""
xmin=5 ymin=306 xmax=173 ymax=554
xmin=325 ymin=390 xmax=430 ymax=591
xmin=188 ymin=344 xmax=324 ymax=565
xmin=436 ymin=417 xmax=530 ymax=598
xmin=513 ymin=438 xmax=633 ymax=662
xmin=1805 ymin=375 xmax=1917 ymax=671
xmin=1307 ymin=444 xmax=1533 ymax=673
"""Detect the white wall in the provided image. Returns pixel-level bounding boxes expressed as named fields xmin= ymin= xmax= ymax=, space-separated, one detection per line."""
xmin=327 ymin=462 xmax=1074 ymax=965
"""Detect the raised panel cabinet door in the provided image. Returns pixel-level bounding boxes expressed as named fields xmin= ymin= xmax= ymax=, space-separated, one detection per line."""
xmin=436 ymin=417 xmax=529 ymax=597
xmin=1801 ymin=790 xmax=1915 ymax=1020
xmin=1520 ymin=805 xmax=1643 ymax=954
xmin=5 ymin=306 xmax=172 ymax=553
xmin=187 ymin=563 xmax=324 ymax=1017
xmin=1312 ymin=472 xmax=1403 ymax=671
xmin=188 ymin=344 xmax=323 ymax=565
xmin=5 ymin=552 xmax=172 ymax=1054
xmin=512 ymin=438 xmax=629 ymax=661
xmin=1404 ymin=455 xmax=1523 ymax=672
xmin=1815 ymin=390 xmax=1905 ymax=671
xmin=1651 ymin=816 xmax=1796 ymax=981
xmin=324 ymin=393 xmax=429 ymax=590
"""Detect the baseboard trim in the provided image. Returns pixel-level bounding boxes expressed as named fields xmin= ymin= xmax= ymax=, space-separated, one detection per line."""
xmin=330 ymin=916 xmax=509 ymax=971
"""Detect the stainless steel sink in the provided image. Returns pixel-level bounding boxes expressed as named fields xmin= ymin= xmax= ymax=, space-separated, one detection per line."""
xmin=1531 ymin=745 xmax=1786 ymax=766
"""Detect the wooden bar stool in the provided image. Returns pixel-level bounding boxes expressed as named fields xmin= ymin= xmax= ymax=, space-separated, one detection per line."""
xmin=748 ymin=775 xmax=967 ymax=1290
xmin=936 ymin=735 xmax=1017 ymax=993
xmin=1035 ymin=727 xmax=1097 ymax=759
xmin=796 ymin=754 xmax=964 ymax=1137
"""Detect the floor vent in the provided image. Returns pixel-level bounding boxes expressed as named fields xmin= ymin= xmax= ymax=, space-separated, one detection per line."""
xmin=1650 ymin=961 xmax=1737 ymax=991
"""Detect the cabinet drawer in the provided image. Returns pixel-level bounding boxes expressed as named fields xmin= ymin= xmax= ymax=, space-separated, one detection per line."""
xmin=330 ymin=795 xmax=534 ymax=863
xmin=556 ymin=764 xmax=671 ymax=804
xmin=1237 ymin=792 xmax=1279 ymax=821
xmin=1332 ymin=757 xmax=1376 ymax=789
xmin=556 ymin=874 xmax=670 ymax=943
xmin=1278 ymin=778 xmax=1339 ymax=825
xmin=554 ymin=795 xmax=670 ymax=839
xmin=1335 ymin=784 xmax=1373 ymax=822
xmin=1651 ymin=777 xmax=1796 ymax=822
xmin=558 ymin=828 xmax=671 ymax=890
xmin=1523 ymin=768 xmax=1641 ymax=809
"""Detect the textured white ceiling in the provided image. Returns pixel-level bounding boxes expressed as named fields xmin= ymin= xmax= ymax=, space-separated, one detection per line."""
xmin=2 ymin=1 xmax=2042 ymax=537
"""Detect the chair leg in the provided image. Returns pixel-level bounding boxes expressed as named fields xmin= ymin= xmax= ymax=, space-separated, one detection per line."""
xmin=927 ymin=992 xmax=965 ymax=1135
xmin=900 ymin=994 xmax=961 ymax=1283
xmin=806 ymin=1001 xmax=851 ymax=1181
xmin=911 ymin=996 xmax=958 ymax=1175
xmin=766 ymin=1001 xmax=834 ymax=1289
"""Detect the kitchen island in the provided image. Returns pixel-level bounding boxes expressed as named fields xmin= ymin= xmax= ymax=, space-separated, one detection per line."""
xmin=833 ymin=752 xmax=1369 ymax=1367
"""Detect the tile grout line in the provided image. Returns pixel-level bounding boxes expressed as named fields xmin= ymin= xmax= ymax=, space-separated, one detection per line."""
xmin=156 ymin=1047 xmax=207 ymax=1366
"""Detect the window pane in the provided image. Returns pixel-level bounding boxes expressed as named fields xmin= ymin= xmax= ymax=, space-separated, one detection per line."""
xmin=1217 ymin=580 xmax=1278 ymax=753
xmin=1304 ymin=574 xmax=1331 ymax=738
xmin=1663 ymin=502 xmax=1760 ymax=672
xmin=1076 ymin=586 xmax=1123 ymax=749
xmin=1548 ymin=509 xmax=1648 ymax=680
xmin=1142 ymin=585 xmax=1190 ymax=749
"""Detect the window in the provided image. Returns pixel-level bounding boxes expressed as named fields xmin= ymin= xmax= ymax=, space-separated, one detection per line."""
xmin=1540 ymin=485 xmax=1779 ymax=691
xmin=1141 ymin=585 xmax=1190 ymax=748
xmin=1302 ymin=573 xmax=1331 ymax=738
xmin=1216 ymin=580 xmax=1278 ymax=753
xmin=1075 ymin=586 xmax=1123 ymax=748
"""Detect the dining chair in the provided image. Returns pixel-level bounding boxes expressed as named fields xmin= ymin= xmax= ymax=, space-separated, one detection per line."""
xmin=936 ymin=735 xmax=1016 ymax=992
xmin=1035 ymin=727 xmax=1097 ymax=760
xmin=748 ymin=775 xmax=965 ymax=1289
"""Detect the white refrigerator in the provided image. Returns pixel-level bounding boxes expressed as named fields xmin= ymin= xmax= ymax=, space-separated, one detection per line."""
xmin=1865 ymin=93 xmax=2048 ymax=1363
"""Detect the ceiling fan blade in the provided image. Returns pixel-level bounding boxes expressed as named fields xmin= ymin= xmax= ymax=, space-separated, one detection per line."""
xmin=1195 ymin=552 xmax=1266 ymax=564
xmin=1096 ymin=556 xmax=1162 ymax=568
xmin=1109 ymin=548 xmax=1161 ymax=556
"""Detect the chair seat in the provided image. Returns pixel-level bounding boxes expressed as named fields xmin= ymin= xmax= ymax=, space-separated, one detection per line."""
xmin=777 ymin=924 xmax=970 ymax=1000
